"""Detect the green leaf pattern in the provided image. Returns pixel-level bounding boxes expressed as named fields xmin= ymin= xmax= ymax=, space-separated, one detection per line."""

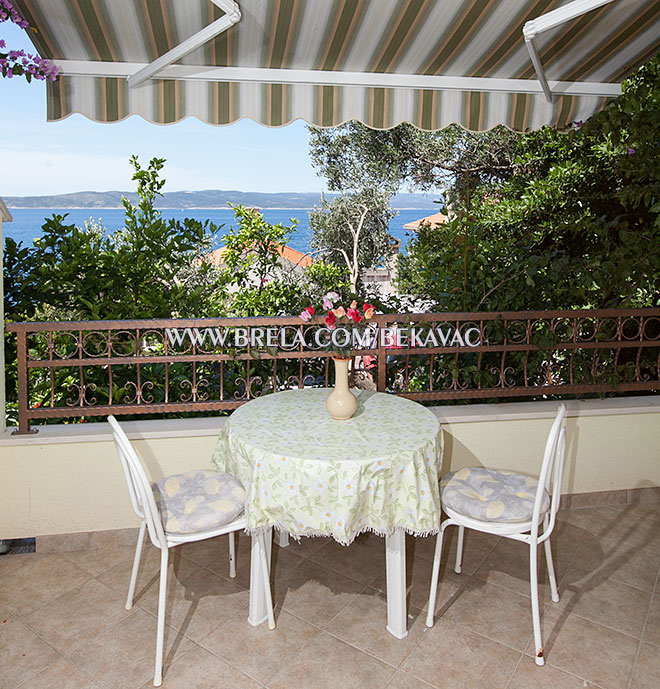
xmin=212 ymin=389 xmax=443 ymax=545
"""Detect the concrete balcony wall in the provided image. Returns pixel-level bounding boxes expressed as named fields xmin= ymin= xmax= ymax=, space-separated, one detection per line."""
xmin=1 ymin=397 xmax=659 ymax=539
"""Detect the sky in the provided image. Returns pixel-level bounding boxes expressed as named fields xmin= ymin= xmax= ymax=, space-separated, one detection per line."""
xmin=0 ymin=20 xmax=323 ymax=197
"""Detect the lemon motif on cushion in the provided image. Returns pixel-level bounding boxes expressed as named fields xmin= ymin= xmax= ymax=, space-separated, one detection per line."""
xmin=486 ymin=501 xmax=506 ymax=519
xmin=166 ymin=516 xmax=180 ymax=531
xmin=184 ymin=498 xmax=201 ymax=515
xmin=455 ymin=468 xmax=471 ymax=480
xmin=209 ymin=498 xmax=238 ymax=513
xmin=204 ymin=479 xmax=220 ymax=495
xmin=164 ymin=477 xmax=181 ymax=497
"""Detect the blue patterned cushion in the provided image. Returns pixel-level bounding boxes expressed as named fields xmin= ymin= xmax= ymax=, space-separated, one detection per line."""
xmin=440 ymin=467 xmax=549 ymax=524
xmin=152 ymin=470 xmax=245 ymax=534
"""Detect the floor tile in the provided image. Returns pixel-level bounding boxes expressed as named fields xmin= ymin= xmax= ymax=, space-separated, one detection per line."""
xmin=0 ymin=615 xmax=61 ymax=689
xmin=95 ymin=546 xmax=199 ymax=608
xmin=630 ymin=641 xmax=660 ymax=689
xmin=505 ymin=661 xmax=594 ymax=689
xmin=309 ymin=532 xmax=386 ymax=584
xmin=440 ymin=579 xmax=535 ymax=651
xmin=409 ymin=528 xmax=499 ymax=574
xmin=371 ymin=547 xmax=467 ymax=616
xmin=528 ymin=608 xmax=638 ymax=689
xmin=0 ymin=553 xmax=91 ymax=617
xmin=400 ymin=619 xmax=521 ymax=689
xmin=557 ymin=565 xmax=652 ymax=638
xmin=323 ymin=588 xmax=427 ymax=667
xmin=0 ymin=553 xmax=29 ymax=578
xmin=640 ymin=594 xmax=660 ymax=647
xmin=199 ymin=607 xmax=320 ymax=685
xmin=473 ymin=537 xmax=566 ymax=600
xmin=281 ymin=534 xmax=333 ymax=559
xmin=385 ymin=671 xmax=436 ymax=689
xmin=276 ymin=558 xmax=364 ymax=627
xmin=67 ymin=608 xmax=195 ymax=689
xmin=15 ymin=656 xmax=101 ymax=689
xmin=572 ymin=540 xmax=660 ymax=593
xmin=267 ymin=631 xmax=396 ymax=689
xmin=22 ymin=578 xmax=131 ymax=655
xmin=138 ymin=567 xmax=249 ymax=643
xmin=62 ymin=546 xmax=138 ymax=577
xmin=138 ymin=642 xmax=261 ymax=689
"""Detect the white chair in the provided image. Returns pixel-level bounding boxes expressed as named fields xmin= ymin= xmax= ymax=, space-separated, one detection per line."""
xmin=108 ymin=415 xmax=275 ymax=686
xmin=426 ymin=403 xmax=567 ymax=666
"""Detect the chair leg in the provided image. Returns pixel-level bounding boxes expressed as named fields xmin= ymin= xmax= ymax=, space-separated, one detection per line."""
xmin=455 ymin=525 xmax=465 ymax=574
xmin=529 ymin=541 xmax=544 ymax=666
xmin=154 ymin=548 xmax=169 ymax=687
xmin=426 ymin=522 xmax=448 ymax=628
xmin=229 ymin=531 xmax=237 ymax=578
xmin=544 ymin=538 xmax=560 ymax=603
xmin=126 ymin=520 xmax=146 ymax=610
xmin=257 ymin=532 xmax=276 ymax=630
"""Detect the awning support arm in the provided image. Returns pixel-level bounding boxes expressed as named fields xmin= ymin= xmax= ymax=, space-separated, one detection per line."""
xmin=128 ymin=0 xmax=240 ymax=89
xmin=523 ymin=0 xmax=616 ymax=102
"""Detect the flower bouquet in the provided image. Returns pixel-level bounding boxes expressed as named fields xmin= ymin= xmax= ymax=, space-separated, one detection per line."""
xmin=299 ymin=293 xmax=376 ymax=420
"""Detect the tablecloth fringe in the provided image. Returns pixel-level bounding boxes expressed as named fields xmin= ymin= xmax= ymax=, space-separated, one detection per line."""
xmin=242 ymin=523 xmax=440 ymax=547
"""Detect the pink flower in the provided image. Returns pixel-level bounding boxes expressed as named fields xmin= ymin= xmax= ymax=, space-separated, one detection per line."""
xmin=322 ymin=298 xmax=333 ymax=310
xmin=363 ymin=303 xmax=375 ymax=319
xmin=299 ymin=306 xmax=314 ymax=321
xmin=350 ymin=300 xmax=358 ymax=309
xmin=333 ymin=306 xmax=346 ymax=318
xmin=325 ymin=310 xmax=336 ymax=329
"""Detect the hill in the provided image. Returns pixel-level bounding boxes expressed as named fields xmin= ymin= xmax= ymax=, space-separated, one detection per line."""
xmin=4 ymin=190 xmax=439 ymax=210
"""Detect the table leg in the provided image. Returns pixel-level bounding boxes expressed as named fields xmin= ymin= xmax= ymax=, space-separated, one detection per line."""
xmin=385 ymin=530 xmax=408 ymax=639
xmin=248 ymin=528 xmax=272 ymax=626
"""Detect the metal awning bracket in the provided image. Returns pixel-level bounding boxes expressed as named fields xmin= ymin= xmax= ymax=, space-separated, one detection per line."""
xmin=127 ymin=0 xmax=241 ymax=89
xmin=523 ymin=0 xmax=617 ymax=103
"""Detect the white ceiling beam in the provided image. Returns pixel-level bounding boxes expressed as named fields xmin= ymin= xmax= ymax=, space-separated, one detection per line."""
xmin=127 ymin=0 xmax=240 ymax=89
xmin=55 ymin=60 xmax=622 ymax=98
xmin=523 ymin=0 xmax=617 ymax=102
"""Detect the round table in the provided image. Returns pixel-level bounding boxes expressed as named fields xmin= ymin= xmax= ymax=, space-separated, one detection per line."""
xmin=212 ymin=388 xmax=443 ymax=639
xmin=212 ymin=388 xmax=443 ymax=544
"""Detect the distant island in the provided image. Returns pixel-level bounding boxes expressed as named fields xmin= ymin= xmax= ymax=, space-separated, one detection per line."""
xmin=4 ymin=189 xmax=439 ymax=210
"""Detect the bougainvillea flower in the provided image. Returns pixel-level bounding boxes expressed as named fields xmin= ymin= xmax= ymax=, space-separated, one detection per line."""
xmin=333 ymin=306 xmax=346 ymax=318
xmin=347 ymin=307 xmax=363 ymax=323
xmin=363 ymin=303 xmax=375 ymax=319
xmin=350 ymin=300 xmax=358 ymax=309
xmin=325 ymin=310 xmax=336 ymax=329
xmin=299 ymin=306 xmax=314 ymax=321
xmin=322 ymin=298 xmax=333 ymax=310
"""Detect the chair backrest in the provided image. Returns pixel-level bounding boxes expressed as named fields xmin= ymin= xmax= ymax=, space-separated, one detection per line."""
xmin=108 ymin=415 xmax=167 ymax=549
xmin=532 ymin=403 xmax=567 ymax=535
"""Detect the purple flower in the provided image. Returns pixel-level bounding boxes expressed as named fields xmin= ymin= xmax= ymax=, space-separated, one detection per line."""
xmin=628 ymin=148 xmax=635 ymax=155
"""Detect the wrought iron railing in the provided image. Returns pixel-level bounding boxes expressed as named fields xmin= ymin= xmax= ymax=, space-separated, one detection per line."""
xmin=6 ymin=308 xmax=660 ymax=434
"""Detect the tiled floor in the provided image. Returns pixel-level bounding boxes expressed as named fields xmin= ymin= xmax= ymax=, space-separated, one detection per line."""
xmin=2 ymin=503 xmax=660 ymax=689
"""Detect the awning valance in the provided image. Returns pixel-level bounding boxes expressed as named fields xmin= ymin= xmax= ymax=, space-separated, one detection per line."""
xmin=14 ymin=0 xmax=660 ymax=131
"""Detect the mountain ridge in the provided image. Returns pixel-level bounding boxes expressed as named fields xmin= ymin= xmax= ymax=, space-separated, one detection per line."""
xmin=4 ymin=189 xmax=440 ymax=210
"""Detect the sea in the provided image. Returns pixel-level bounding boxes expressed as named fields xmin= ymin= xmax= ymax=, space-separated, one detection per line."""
xmin=2 ymin=207 xmax=437 ymax=255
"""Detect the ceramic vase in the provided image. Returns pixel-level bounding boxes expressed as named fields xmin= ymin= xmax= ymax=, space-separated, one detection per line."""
xmin=327 ymin=356 xmax=358 ymax=420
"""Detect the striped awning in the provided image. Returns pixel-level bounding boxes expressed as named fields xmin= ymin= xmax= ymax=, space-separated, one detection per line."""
xmin=14 ymin=0 xmax=660 ymax=131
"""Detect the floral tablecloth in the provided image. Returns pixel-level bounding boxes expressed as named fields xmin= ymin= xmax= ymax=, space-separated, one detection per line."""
xmin=212 ymin=389 xmax=442 ymax=545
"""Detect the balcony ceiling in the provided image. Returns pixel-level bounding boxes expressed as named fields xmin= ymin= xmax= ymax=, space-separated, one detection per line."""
xmin=13 ymin=0 xmax=660 ymax=131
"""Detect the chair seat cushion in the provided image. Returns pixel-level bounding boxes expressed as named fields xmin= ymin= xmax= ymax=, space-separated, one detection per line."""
xmin=152 ymin=470 xmax=245 ymax=534
xmin=440 ymin=467 xmax=550 ymax=524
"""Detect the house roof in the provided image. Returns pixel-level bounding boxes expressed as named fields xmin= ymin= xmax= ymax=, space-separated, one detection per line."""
xmin=14 ymin=0 xmax=660 ymax=131
xmin=403 ymin=212 xmax=449 ymax=231
xmin=0 ymin=196 xmax=12 ymax=223
xmin=208 ymin=244 xmax=314 ymax=268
